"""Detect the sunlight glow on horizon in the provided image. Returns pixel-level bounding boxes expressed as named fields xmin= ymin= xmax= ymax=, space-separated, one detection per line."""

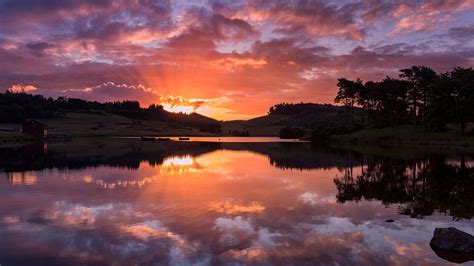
xmin=161 ymin=103 xmax=196 ymax=114
xmin=159 ymin=95 xmax=205 ymax=115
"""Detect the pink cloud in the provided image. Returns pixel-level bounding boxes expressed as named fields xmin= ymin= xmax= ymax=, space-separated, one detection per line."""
xmin=388 ymin=0 xmax=474 ymax=36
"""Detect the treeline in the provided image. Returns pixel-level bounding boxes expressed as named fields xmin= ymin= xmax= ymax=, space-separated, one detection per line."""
xmin=0 ymin=91 xmax=146 ymax=122
xmin=268 ymin=102 xmax=334 ymax=115
xmin=335 ymin=66 xmax=474 ymax=134
xmin=267 ymin=102 xmax=364 ymax=139
xmin=0 ymin=92 xmax=220 ymax=133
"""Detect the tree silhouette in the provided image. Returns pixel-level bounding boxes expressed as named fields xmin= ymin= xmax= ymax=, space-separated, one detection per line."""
xmin=450 ymin=67 xmax=474 ymax=135
xmin=335 ymin=78 xmax=363 ymax=125
xmin=399 ymin=66 xmax=438 ymax=130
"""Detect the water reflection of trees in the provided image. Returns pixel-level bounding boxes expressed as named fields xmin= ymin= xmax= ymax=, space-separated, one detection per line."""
xmin=334 ymin=155 xmax=474 ymax=220
xmin=0 ymin=141 xmax=220 ymax=172
xmin=221 ymin=142 xmax=364 ymax=170
xmin=0 ymin=141 xmax=363 ymax=172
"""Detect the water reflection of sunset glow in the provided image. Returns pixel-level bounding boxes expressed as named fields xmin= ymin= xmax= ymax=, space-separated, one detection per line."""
xmin=76 ymin=156 xmax=201 ymax=189
xmin=209 ymin=200 xmax=266 ymax=214
xmin=162 ymin=155 xmax=194 ymax=166
xmin=123 ymin=223 xmax=165 ymax=240
xmin=8 ymin=172 xmax=37 ymax=186
xmin=92 ymin=177 xmax=156 ymax=189
xmin=160 ymin=155 xmax=200 ymax=175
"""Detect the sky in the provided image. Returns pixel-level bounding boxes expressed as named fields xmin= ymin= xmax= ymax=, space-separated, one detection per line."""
xmin=0 ymin=0 xmax=473 ymax=120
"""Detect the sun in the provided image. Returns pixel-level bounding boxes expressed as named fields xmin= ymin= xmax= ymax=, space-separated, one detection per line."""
xmin=161 ymin=104 xmax=195 ymax=114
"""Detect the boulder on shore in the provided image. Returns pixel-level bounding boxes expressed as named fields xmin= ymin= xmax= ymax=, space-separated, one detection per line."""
xmin=429 ymin=227 xmax=474 ymax=264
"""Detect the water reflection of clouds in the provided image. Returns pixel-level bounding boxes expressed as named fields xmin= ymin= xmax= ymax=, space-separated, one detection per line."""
xmin=0 ymin=191 xmax=471 ymax=265
xmin=298 ymin=191 xmax=337 ymax=205
xmin=212 ymin=215 xmax=473 ymax=265
xmin=296 ymin=215 xmax=474 ymax=265
xmin=0 ymin=217 xmax=210 ymax=265
xmin=1 ymin=147 xmax=473 ymax=265
xmin=120 ymin=220 xmax=210 ymax=265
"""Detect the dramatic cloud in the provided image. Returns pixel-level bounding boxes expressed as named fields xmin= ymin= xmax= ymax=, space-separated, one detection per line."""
xmin=0 ymin=0 xmax=473 ymax=119
xmin=246 ymin=0 xmax=367 ymax=40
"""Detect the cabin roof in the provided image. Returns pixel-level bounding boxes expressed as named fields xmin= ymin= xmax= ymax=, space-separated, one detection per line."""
xmin=23 ymin=120 xmax=48 ymax=126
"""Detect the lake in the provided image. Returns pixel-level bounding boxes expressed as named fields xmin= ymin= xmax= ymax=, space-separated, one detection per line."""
xmin=0 ymin=139 xmax=473 ymax=265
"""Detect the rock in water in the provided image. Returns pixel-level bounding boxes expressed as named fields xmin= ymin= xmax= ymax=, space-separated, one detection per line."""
xmin=430 ymin=227 xmax=474 ymax=264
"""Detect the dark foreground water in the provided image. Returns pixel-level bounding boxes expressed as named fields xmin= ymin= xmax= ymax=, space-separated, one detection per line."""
xmin=0 ymin=139 xmax=473 ymax=265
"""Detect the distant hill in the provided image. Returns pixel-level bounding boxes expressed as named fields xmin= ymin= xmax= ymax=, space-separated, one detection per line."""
xmin=222 ymin=103 xmax=364 ymax=136
xmin=0 ymin=92 xmax=221 ymax=134
xmin=0 ymin=93 xmax=367 ymax=138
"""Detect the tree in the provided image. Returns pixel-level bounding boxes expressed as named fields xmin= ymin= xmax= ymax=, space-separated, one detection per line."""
xmin=335 ymin=78 xmax=363 ymax=125
xmin=378 ymin=77 xmax=410 ymax=127
xmin=358 ymin=81 xmax=383 ymax=126
xmin=450 ymin=67 xmax=474 ymax=135
xmin=425 ymin=73 xmax=454 ymax=131
xmin=399 ymin=66 xmax=438 ymax=130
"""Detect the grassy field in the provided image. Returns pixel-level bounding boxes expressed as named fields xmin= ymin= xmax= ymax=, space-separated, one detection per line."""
xmin=0 ymin=111 xmax=217 ymax=143
xmin=331 ymin=125 xmax=474 ymax=149
xmin=0 ymin=131 xmax=35 ymax=144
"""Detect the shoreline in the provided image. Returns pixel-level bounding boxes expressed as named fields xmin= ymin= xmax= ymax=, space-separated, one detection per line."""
xmin=2 ymin=133 xmax=473 ymax=151
xmin=0 ymin=134 xmax=305 ymax=147
xmin=329 ymin=126 xmax=473 ymax=152
xmin=2 ymin=124 xmax=473 ymax=152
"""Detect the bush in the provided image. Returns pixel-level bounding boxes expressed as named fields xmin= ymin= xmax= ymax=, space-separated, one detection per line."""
xmin=310 ymin=124 xmax=363 ymax=142
xmin=279 ymin=126 xmax=306 ymax=139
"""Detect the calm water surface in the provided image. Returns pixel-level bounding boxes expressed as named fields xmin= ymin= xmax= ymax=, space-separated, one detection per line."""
xmin=0 ymin=139 xmax=473 ymax=265
xmin=116 ymin=136 xmax=307 ymax=142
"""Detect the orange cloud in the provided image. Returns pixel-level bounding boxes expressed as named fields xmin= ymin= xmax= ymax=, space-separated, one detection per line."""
xmin=7 ymin=84 xmax=38 ymax=93
xmin=210 ymin=57 xmax=267 ymax=70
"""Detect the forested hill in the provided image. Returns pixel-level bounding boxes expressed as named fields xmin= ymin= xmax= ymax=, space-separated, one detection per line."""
xmin=265 ymin=102 xmax=363 ymax=126
xmin=222 ymin=103 xmax=361 ymax=136
xmin=0 ymin=92 xmax=221 ymax=133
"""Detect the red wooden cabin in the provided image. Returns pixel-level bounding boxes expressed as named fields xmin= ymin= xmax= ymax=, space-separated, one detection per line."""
xmin=22 ymin=120 xmax=48 ymax=138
